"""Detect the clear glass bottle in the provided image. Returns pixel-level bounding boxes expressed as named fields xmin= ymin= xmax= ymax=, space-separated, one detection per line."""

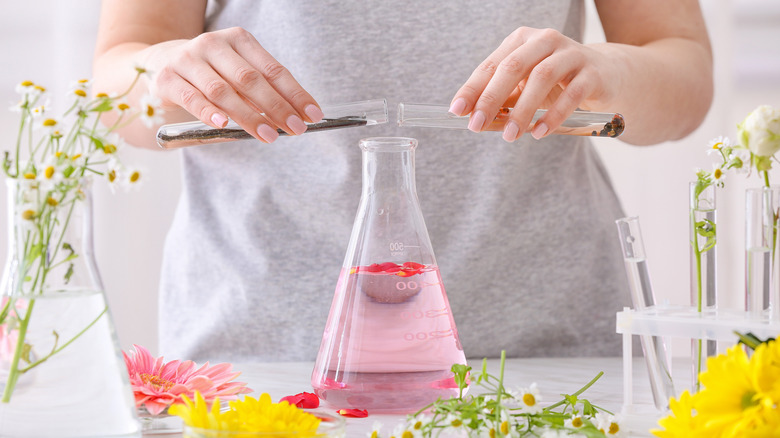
xmin=311 ymin=137 xmax=467 ymax=413
xmin=0 ymin=179 xmax=140 ymax=437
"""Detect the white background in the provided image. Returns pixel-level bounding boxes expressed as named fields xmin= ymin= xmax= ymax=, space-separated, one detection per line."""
xmin=1 ymin=1 xmax=779 ymax=358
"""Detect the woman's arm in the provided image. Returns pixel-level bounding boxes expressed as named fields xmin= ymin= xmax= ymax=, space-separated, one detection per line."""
xmin=92 ymin=0 xmax=322 ymax=149
xmin=449 ymin=0 xmax=713 ymax=146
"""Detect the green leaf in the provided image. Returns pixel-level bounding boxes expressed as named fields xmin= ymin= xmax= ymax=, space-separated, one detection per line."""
xmin=64 ymin=263 xmax=74 ymax=284
xmin=20 ymin=343 xmax=33 ymax=364
xmin=90 ymin=100 xmax=113 ymax=113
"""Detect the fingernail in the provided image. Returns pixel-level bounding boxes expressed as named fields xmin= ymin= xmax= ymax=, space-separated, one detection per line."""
xmin=468 ymin=110 xmax=486 ymax=132
xmin=502 ymin=121 xmax=519 ymax=142
xmin=287 ymin=115 xmax=308 ymax=135
xmin=532 ymin=122 xmax=548 ymax=140
xmin=304 ymin=104 xmax=324 ymax=123
xmin=257 ymin=124 xmax=279 ymax=143
xmin=449 ymin=98 xmax=467 ymax=116
xmin=211 ymin=113 xmax=227 ymax=128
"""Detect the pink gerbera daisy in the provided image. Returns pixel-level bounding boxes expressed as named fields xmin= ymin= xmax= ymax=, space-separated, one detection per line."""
xmin=123 ymin=344 xmax=252 ymax=415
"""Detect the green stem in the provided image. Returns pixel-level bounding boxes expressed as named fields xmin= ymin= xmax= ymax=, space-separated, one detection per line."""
xmin=763 ymin=170 xmax=771 ymax=188
xmin=2 ymin=300 xmax=36 ymax=403
xmin=545 ymin=371 xmax=604 ymax=411
xmin=20 ymin=307 xmax=107 ymax=373
xmin=691 ymin=207 xmax=704 ymax=393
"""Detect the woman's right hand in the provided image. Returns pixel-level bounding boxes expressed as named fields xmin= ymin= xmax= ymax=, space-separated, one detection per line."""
xmin=145 ymin=27 xmax=323 ymax=143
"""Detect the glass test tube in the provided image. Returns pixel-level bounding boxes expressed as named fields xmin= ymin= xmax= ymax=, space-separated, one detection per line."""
xmin=397 ymin=103 xmax=625 ymax=138
xmin=615 ymin=216 xmax=675 ymax=411
xmin=156 ymin=99 xmax=389 ymax=149
xmin=745 ymin=187 xmax=780 ymax=319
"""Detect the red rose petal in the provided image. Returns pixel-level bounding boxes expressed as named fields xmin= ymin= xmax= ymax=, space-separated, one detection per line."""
xmin=365 ymin=263 xmax=383 ymax=272
xmin=280 ymin=392 xmax=320 ymax=409
xmin=378 ymin=262 xmax=399 ymax=271
xmin=336 ymin=408 xmax=368 ymax=418
xmin=402 ymin=262 xmax=424 ymax=270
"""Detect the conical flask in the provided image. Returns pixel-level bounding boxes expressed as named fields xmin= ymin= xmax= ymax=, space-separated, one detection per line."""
xmin=311 ymin=137 xmax=467 ymax=413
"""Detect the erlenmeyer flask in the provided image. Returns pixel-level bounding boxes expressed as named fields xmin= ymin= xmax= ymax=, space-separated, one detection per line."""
xmin=311 ymin=137 xmax=466 ymax=413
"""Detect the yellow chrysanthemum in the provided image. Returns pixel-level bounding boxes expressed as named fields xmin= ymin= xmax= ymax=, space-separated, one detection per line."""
xmin=751 ymin=339 xmax=780 ymax=400
xmin=695 ymin=345 xmax=775 ymax=437
xmin=652 ymin=391 xmax=704 ymax=438
xmin=170 ymin=392 xmax=321 ymax=434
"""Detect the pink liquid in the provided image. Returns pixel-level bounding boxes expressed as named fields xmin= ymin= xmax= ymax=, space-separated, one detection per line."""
xmin=311 ymin=264 xmax=467 ymax=413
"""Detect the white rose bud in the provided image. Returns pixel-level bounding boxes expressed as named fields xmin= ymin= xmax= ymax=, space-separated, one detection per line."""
xmin=738 ymin=105 xmax=780 ymax=158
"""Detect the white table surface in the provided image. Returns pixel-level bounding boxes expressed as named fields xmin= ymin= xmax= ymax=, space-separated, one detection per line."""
xmin=145 ymin=356 xmax=692 ymax=438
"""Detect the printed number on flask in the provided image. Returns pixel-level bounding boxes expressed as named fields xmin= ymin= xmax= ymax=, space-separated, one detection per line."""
xmin=389 ymin=242 xmax=404 ymax=253
xmin=403 ymin=330 xmax=454 ymax=341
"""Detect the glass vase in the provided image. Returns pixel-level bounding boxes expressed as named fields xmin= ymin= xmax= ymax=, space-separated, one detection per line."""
xmin=0 ymin=178 xmax=140 ymax=437
xmin=745 ymin=187 xmax=780 ymax=320
xmin=689 ymin=181 xmax=717 ymax=393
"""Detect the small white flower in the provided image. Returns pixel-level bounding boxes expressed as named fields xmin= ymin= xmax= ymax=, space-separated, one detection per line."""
xmin=14 ymin=80 xmax=36 ymax=96
xmin=139 ymin=94 xmax=165 ymax=128
xmin=565 ymin=415 xmax=586 ymax=429
xmin=711 ymin=163 xmax=726 ymax=184
xmin=35 ymin=117 xmax=60 ymax=133
xmin=100 ymin=133 xmax=126 ymax=155
xmin=739 ymin=105 xmax=780 ymax=158
xmin=518 ymin=383 xmax=542 ymax=414
xmin=707 ymin=135 xmax=731 ymax=152
xmin=121 ymin=166 xmax=144 ymax=191
xmin=367 ymin=421 xmax=383 ymax=438
xmin=595 ymin=412 xmax=625 ymax=437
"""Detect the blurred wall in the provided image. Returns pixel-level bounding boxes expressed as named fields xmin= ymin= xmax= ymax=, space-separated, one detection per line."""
xmin=1 ymin=1 xmax=779 ymax=358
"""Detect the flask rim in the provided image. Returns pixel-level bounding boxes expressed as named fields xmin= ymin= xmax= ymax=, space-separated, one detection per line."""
xmin=359 ymin=137 xmax=417 ymax=152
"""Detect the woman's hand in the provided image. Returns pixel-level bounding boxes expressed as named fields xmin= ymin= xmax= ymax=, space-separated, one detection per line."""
xmin=449 ymin=27 xmax=616 ymax=143
xmin=144 ymin=27 xmax=323 ymax=143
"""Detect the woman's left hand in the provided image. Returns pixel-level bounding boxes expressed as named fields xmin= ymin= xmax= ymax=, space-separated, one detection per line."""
xmin=449 ymin=27 xmax=615 ymax=142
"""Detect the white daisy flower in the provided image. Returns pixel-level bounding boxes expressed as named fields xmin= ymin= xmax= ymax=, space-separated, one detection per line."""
xmin=139 ymin=94 xmax=165 ymax=128
xmin=707 ymin=135 xmax=731 ymax=152
xmin=564 ymin=414 xmax=587 ymax=429
xmin=367 ymin=421 xmax=383 ymax=438
xmin=518 ymin=383 xmax=542 ymax=414
xmin=595 ymin=412 xmax=625 ymax=437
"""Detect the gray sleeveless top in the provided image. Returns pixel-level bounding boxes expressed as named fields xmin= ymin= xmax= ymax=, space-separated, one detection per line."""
xmin=158 ymin=0 xmax=629 ymax=362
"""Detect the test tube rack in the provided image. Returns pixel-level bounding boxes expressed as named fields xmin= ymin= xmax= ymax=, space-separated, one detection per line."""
xmin=616 ymin=304 xmax=780 ymax=413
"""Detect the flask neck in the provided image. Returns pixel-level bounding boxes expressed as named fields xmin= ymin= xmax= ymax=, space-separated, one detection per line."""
xmin=359 ymin=137 xmax=418 ymax=195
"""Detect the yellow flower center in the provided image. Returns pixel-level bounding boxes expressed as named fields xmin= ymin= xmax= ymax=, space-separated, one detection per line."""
xmin=74 ymin=89 xmax=87 ymax=98
xmin=78 ymin=79 xmax=89 ymax=84
xmin=139 ymin=373 xmax=175 ymax=392
xmin=500 ymin=420 xmax=509 ymax=434
xmin=22 ymin=210 xmax=36 ymax=220
xmin=108 ymin=170 xmax=116 ymax=183
xmin=20 ymin=80 xmax=33 ymax=87
xmin=42 ymin=119 xmax=57 ymax=127
xmin=370 ymin=431 xmax=379 ymax=438
xmin=489 ymin=428 xmax=496 ymax=438
xmin=71 ymin=154 xmax=82 ymax=161
xmin=104 ymin=144 xmax=117 ymax=154
xmin=712 ymin=142 xmax=722 ymax=149
xmin=572 ymin=417 xmax=583 ymax=428
xmin=402 ymin=432 xmax=413 ymax=438
xmin=451 ymin=418 xmax=462 ymax=427
xmin=23 ymin=172 xmax=36 ymax=179
xmin=146 ymin=105 xmax=155 ymax=117
xmin=523 ymin=393 xmax=536 ymax=406
xmin=45 ymin=166 xmax=55 ymax=179
xmin=714 ymin=168 xmax=722 ymax=179
xmin=118 ymin=103 xmax=130 ymax=111
xmin=34 ymin=85 xmax=46 ymax=92
xmin=609 ymin=422 xmax=619 ymax=434
xmin=130 ymin=171 xmax=141 ymax=183
xmin=96 ymin=92 xmax=108 ymax=98
xmin=46 ymin=197 xmax=58 ymax=206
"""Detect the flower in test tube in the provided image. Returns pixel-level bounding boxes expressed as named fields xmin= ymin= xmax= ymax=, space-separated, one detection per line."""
xmin=123 ymin=344 xmax=252 ymax=416
xmin=739 ymin=105 xmax=780 ymax=160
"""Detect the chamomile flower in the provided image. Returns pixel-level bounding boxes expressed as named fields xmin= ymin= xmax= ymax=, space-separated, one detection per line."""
xmin=565 ymin=414 xmax=587 ymax=430
xmin=139 ymin=94 xmax=164 ymax=127
xmin=101 ymin=133 xmax=126 ymax=155
xmin=518 ymin=383 xmax=542 ymax=414
xmin=708 ymin=135 xmax=731 ymax=151
xmin=367 ymin=421 xmax=383 ymax=438
xmin=36 ymin=117 xmax=59 ymax=133
xmin=14 ymin=80 xmax=35 ymax=96
xmin=595 ymin=412 xmax=625 ymax=437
